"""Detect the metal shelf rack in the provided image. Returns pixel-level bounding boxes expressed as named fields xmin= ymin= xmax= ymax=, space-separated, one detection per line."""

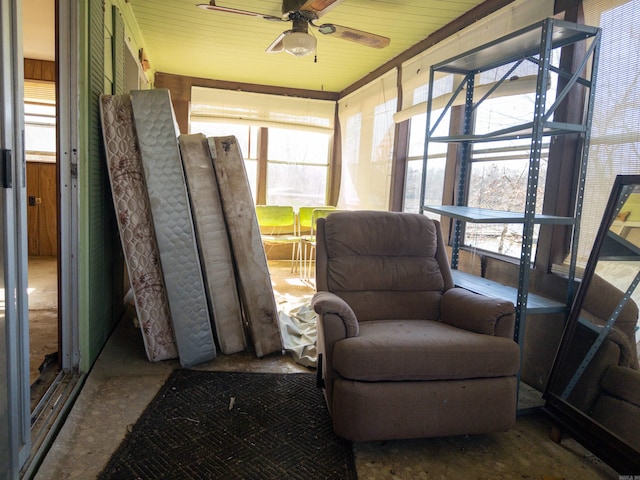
xmin=419 ymin=18 xmax=601 ymax=412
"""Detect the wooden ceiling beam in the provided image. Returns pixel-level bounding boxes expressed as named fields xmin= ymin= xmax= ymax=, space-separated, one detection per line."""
xmin=155 ymin=72 xmax=340 ymax=102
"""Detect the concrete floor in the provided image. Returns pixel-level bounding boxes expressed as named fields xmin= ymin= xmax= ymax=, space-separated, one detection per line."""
xmin=33 ymin=261 xmax=619 ymax=479
xmin=28 ymin=256 xmax=59 ymax=386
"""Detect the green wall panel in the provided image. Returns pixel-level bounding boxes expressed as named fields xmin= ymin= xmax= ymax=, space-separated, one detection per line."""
xmin=80 ymin=0 xmax=119 ymax=370
xmin=113 ymin=6 xmax=125 ymax=96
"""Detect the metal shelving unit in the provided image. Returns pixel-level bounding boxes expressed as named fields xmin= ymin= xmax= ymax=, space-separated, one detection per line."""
xmin=419 ymin=18 xmax=601 ymax=411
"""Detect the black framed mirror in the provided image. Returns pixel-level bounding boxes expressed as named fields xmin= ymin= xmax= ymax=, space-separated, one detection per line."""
xmin=543 ymin=174 xmax=640 ymax=474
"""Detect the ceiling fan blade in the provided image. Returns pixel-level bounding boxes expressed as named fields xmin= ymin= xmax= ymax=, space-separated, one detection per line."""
xmin=298 ymin=0 xmax=345 ymax=18
xmin=317 ymin=23 xmax=390 ymax=48
xmin=197 ymin=1 xmax=281 ymax=21
xmin=265 ymin=31 xmax=291 ymax=54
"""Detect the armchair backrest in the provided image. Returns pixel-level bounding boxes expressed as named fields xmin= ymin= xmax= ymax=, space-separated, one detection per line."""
xmin=316 ymin=210 xmax=454 ymax=321
xmin=582 ymin=273 xmax=639 ymax=369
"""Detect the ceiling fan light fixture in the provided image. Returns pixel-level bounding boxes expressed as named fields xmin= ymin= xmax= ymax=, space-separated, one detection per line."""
xmin=283 ymin=31 xmax=316 ymax=57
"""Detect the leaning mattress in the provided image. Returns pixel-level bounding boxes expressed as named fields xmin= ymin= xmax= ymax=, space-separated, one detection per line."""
xmin=99 ymin=94 xmax=177 ymax=362
xmin=131 ymin=89 xmax=216 ymax=367
xmin=208 ymin=136 xmax=282 ymax=357
xmin=178 ymin=133 xmax=246 ymax=354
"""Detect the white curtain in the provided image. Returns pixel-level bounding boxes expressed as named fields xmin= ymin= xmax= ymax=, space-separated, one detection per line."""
xmin=190 ymin=86 xmax=335 ymax=133
xmin=337 ymin=69 xmax=397 ymax=210
xmin=396 ymin=0 xmax=554 ymax=123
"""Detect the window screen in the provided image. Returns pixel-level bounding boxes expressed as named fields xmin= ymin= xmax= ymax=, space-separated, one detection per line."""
xmin=578 ymin=0 xmax=640 ymax=265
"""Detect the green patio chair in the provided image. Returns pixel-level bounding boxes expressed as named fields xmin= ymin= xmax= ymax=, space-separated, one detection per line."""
xmin=255 ymin=205 xmax=299 ymax=272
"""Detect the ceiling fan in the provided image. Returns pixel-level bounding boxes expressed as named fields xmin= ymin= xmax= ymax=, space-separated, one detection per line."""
xmin=196 ymin=0 xmax=390 ymax=57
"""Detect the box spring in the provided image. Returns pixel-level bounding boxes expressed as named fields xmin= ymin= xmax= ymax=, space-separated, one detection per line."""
xmin=178 ymin=133 xmax=245 ymax=354
xmin=208 ymin=136 xmax=282 ymax=357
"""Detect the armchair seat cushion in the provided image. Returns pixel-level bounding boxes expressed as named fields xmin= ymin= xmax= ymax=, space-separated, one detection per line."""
xmin=333 ymin=319 xmax=520 ymax=382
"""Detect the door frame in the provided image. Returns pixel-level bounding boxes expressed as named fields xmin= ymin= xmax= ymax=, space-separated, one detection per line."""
xmin=17 ymin=0 xmax=82 ymax=476
xmin=56 ymin=0 xmax=80 ymax=373
xmin=1 ymin=0 xmax=31 ymax=475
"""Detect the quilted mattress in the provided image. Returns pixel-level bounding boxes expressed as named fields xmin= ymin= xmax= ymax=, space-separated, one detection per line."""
xmin=99 ymin=94 xmax=178 ymax=362
xmin=208 ymin=136 xmax=282 ymax=357
xmin=178 ymin=133 xmax=246 ymax=354
xmin=131 ymin=89 xmax=216 ymax=367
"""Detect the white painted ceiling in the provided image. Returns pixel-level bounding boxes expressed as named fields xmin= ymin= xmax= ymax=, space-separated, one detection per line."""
xmin=128 ymin=0 xmax=485 ymax=92
xmin=23 ymin=0 xmax=55 ymax=61
xmin=21 ymin=0 xmax=490 ymax=92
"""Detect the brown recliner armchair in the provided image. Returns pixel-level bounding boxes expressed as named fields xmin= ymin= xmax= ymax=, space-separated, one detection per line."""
xmin=312 ymin=210 xmax=520 ymax=442
xmin=557 ymin=275 xmax=640 ymax=450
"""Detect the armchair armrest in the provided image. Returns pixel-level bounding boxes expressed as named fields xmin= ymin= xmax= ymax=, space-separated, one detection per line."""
xmin=600 ymin=365 xmax=640 ymax=408
xmin=441 ymin=287 xmax=515 ymax=338
xmin=312 ymin=291 xmax=359 ymax=338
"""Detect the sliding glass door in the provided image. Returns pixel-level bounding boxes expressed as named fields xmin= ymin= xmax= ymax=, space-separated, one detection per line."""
xmin=1 ymin=0 xmax=31 ymax=477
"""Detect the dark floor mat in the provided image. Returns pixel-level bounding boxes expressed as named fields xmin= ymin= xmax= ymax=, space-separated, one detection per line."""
xmin=98 ymin=370 xmax=356 ymax=479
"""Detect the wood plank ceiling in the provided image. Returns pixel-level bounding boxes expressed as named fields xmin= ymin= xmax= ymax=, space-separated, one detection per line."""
xmin=126 ymin=0 xmax=487 ymax=93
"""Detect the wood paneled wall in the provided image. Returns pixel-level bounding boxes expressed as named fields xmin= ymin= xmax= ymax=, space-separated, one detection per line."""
xmin=24 ymin=58 xmax=58 ymax=257
xmin=24 ymin=58 xmax=56 ymax=82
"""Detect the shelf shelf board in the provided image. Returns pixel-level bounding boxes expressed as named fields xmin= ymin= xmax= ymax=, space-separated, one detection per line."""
xmin=429 ymin=121 xmax=586 ymax=144
xmin=518 ymin=380 xmax=545 ymax=415
xmin=433 ymin=18 xmax=600 ymax=75
xmin=452 ymin=270 xmax=567 ymax=314
xmin=423 ymin=205 xmax=575 ymax=225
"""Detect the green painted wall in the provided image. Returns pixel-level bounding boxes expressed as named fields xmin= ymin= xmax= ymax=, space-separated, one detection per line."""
xmin=79 ymin=0 xmax=113 ymax=372
xmin=76 ymin=0 xmax=156 ymax=371
xmin=78 ymin=1 xmax=132 ymax=371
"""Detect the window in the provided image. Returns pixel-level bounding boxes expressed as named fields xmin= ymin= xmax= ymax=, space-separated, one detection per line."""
xmin=404 ymin=109 xmax=449 ymax=214
xmin=189 ymin=120 xmax=259 ymax=201
xmin=266 ymin=127 xmax=330 ymax=209
xmin=580 ymin=0 xmax=640 ymax=345
xmin=189 ymin=121 xmax=332 ymax=207
xmin=579 ymin=0 xmax=640 ymax=265
xmin=396 ymin=0 xmax=554 ymax=252
xmin=464 ymin=91 xmax=550 ymax=257
xmin=190 ymin=86 xmax=335 ymax=207
xmin=24 ymin=81 xmax=56 ymax=162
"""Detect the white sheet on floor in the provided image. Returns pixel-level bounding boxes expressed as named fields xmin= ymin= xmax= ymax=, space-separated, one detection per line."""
xmin=275 ymin=292 xmax=317 ymax=368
